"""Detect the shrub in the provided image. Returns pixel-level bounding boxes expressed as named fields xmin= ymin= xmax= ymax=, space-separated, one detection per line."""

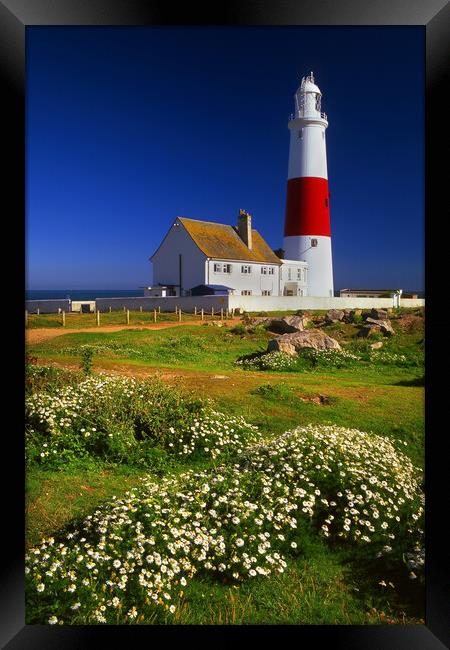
xmin=25 ymin=373 xmax=259 ymax=468
xmin=80 ymin=348 xmax=94 ymax=375
xmin=25 ymin=364 xmax=83 ymax=395
xmin=236 ymin=351 xmax=295 ymax=371
xmin=25 ymin=424 xmax=423 ymax=624
xmin=229 ymin=324 xmax=246 ymax=336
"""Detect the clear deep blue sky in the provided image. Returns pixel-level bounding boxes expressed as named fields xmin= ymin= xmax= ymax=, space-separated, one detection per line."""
xmin=26 ymin=26 xmax=424 ymax=291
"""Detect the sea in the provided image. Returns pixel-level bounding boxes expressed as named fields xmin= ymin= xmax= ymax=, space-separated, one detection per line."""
xmin=26 ymin=290 xmax=145 ymax=301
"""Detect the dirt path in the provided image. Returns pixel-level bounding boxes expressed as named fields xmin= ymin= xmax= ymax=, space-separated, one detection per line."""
xmin=26 ymin=319 xmax=241 ymax=345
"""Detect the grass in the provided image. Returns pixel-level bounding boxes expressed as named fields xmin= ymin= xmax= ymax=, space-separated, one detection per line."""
xmin=25 ymin=309 xmax=425 ymax=624
xmin=26 ymin=310 xmax=230 ymax=329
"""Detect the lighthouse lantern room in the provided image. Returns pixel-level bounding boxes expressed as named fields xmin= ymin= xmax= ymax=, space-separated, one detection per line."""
xmin=283 ymin=72 xmax=334 ymax=297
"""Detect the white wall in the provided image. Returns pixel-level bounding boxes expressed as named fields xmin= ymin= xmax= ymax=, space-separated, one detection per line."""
xmin=151 ymin=220 xmax=207 ymax=292
xmin=94 ymin=295 xmax=424 ymax=314
xmin=228 ymin=295 xmax=425 ymax=312
xmin=25 ymin=299 xmax=71 ymax=314
xmin=95 ymin=295 xmax=230 ymax=313
xmin=206 ymin=260 xmax=281 ymax=296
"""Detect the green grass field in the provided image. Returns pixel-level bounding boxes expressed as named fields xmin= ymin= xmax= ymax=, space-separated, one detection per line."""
xmin=25 ymin=310 xmax=425 ymax=624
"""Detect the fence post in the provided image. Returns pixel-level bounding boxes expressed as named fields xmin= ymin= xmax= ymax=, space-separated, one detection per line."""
xmin=220 ymin=308 xmax=223 ymax=321
xmin=194 ymin=306 xmax=197 ymax=316
xmin=175 ymin=305 xmax=178 ymax=315
xmin=126 ymin=309 xmax=130 ymax=324
xmin=62 ymin=311 xmax=65 ymax=327
xmin=201 ymin=308 xmax=204 ymax=321
xmin=211 ymin=307 xmax=214 ymax=318
xmin=25 ymin=310 xmax=28 ymax=327
xmin=158 ymin=306 xmax=161 ymax=313
xmin=178 ymin=309 xmax=182 ymax=322
xmin=37 ymin=308 xmax=40 ymax=315
xmin=109 ymin=306 xmax=112 ymax=313
xmin=97 ymin=310 xmax=100 ymax=326
xmin=140 ymin=305 xmax=142 ymax=312
xmin=153 ymin=309 xmax=157 ymax=323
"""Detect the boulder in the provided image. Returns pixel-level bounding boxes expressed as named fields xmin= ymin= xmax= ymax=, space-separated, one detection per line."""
xmin=325 ymin=309 xmax=345 ymax=323
xmin=357 ymin=324 xmax=382 ymax=338
xmin=370 ymin=308 xmax=389 ymax=321
xmin=365 ymin=317 xmax=394 ymax=336
xmin=267 ymin=315 xmax=307 ymax=334
xmin=267 ymin=328 xmax=341 ymax=356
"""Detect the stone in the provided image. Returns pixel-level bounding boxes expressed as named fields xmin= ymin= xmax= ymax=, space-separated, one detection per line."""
xmin=357 ymin=324 xmax=382 ymax=338
xmin=370 ymin=308 xmax=389 ymax=320
xmin=325 ymin=309 xmax=345 ymax=323
xmin=349 ymin=309 xmax=363 ymax=322
xmin=370 ymin=341 xmax=384 ymax=349
xmin=365 ymin=317 xmax=394 ymax=336
xmin=267 ymin=315 xmax=307 ymax=334
xmin=267 ymin=328 xmax=341 ymax=356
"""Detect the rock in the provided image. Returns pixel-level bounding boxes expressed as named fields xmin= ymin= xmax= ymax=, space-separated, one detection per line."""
xmin=267 ymin=315 xmax=307 ymax=334
xmin=365 ymin=317 xmax=394 ymax=336
xmin=325 ymin=309 xmax=345 ymax=323
xmin=267 ymin=328 xmax=341 ymax=356
xmin=357 ymin=324 xmax=382 ymax=338
xmin=370 ymin=341 xmax=384 ymax=349
xmin=370 ymin=308 xmax=389 ymax=320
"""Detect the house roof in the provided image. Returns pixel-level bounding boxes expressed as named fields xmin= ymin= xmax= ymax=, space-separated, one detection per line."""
xmin=340 ymin=288 xmax=400 ymax=293
xmin=178 ymin=217 xmax=282 ymax=265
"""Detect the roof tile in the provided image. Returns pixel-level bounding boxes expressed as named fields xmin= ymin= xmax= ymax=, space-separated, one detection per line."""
xmin=178 ymin=217 xmax=281 ymax=265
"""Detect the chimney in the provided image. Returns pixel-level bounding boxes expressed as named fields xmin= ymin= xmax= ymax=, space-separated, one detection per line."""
xmin=237 ymin=209 xmax=252 ymax=250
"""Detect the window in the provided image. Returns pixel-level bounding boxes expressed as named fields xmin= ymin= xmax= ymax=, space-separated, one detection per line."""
xmin=297 ymin=268 xmax=302 ymax=280
xmin=261 ymin=267 xmax=267 ymax=275
xmin=262 ymin=290 xmax=271 ymax=296
xmin=268 ymin=267 xmax=275 ymax=275
xmin=241 ymin=290 xmax=252 ymax=295
xmin=311 ymin=239 xmax=318 ymax=248
xmin=241 ymin=265 xmax=252 ymax=274
xmin=214 ymin=263 xmax=232 ymax=273
xmin=288 ymin=268 xmax=292 ymax=281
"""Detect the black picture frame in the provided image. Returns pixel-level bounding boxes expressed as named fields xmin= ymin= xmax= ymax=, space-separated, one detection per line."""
xmin=2 ymin=0 xmax=448 ymax=647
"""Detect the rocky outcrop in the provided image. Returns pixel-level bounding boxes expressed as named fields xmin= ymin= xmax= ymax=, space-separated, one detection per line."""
xmin=267 ymin=329 xmax=341 ymax=356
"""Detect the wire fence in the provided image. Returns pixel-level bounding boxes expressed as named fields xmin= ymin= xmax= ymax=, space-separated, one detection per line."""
xmin=25 ymin=306 xmax=239 ymax=329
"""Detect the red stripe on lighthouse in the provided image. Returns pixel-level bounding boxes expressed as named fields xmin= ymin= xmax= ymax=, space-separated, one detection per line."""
xmin=284 ymin=177 xmax=331 ymax=237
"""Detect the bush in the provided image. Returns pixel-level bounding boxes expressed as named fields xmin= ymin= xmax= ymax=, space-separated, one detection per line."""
xmin=25 ymin=424 xmax=423 ymax=624
xmin=25 ymin=373 xmax=259 ymax=468
xmin=236 ymin=351 xmax=296 ymax=371
xmin=25 ymin=364 xmax=83 ymax=395
xmin=80 ymin=348 xmax=94 ymax=375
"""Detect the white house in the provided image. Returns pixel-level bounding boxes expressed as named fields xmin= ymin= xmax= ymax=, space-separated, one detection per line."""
xmin=146 ymin=210 xmax=308 ymax=297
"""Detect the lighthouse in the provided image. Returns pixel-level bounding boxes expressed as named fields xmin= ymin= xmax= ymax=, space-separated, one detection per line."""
xmin=283 ymin=72 xmax=334 ymax=297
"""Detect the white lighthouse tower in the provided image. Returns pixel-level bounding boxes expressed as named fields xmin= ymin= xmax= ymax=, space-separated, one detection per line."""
xmin=283 ymin=72 xmax=334 ymax=297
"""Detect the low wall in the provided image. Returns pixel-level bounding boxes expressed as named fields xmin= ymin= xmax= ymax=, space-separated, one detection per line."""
xmin=25 ymin=299 xmax=71 ymax=314
xmin=71 ymin=301 xmax=96 ymax=313
xmin=228 ymin=295 xmax=425 ymax=312
xmin=95 ymin=295 xmax=230 ymax=313
xmin=24 ymin=295 xmax=425 ymax=315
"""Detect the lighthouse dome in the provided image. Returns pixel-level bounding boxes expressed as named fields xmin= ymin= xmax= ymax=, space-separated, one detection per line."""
xmin=302 ymin=79 xmax=321 ymax=94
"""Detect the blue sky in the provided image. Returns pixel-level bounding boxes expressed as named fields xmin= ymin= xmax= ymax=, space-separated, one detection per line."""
xmin=26 ymin=26 xmax=424 ymax=291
